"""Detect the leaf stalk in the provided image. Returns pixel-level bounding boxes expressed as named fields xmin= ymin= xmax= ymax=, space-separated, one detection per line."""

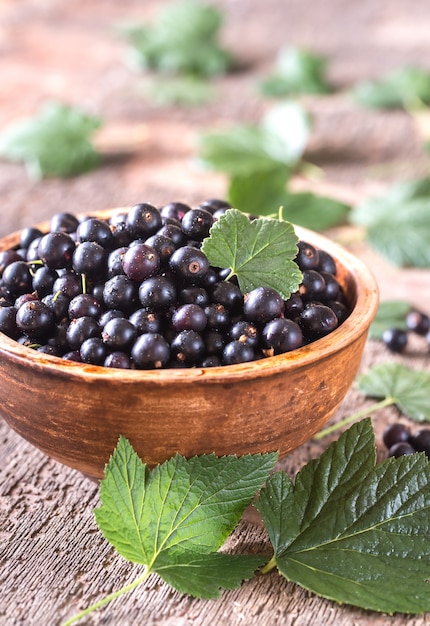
xmin=260 ymin=555 xmax=277 ymax=575
xmin=314 ymin=397 xmax=396 ymax=440
xmin=61 ymin=566 xmax=150 ymax=626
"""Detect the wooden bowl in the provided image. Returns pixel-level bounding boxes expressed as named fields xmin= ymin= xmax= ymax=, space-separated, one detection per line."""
xmin=0 ymin=214 xmax=379 ymax=480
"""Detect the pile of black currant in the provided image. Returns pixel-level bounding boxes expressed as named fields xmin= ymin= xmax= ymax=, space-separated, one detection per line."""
xmin=382 ymin=309 xmax=430 ymax=353
xmin=383 ymin=422 xmax=430 ymax=458
xmin=0 ymin=200 xmax=350 ymax=369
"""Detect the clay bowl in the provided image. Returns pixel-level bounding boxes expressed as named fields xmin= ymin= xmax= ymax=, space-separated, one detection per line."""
xmin=0 ymin=212 xmax=379 ymax=480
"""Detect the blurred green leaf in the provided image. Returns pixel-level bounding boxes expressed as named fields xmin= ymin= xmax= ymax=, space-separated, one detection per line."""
xmin=0 ymin=102 xmax=102 ymax=180
xmin=120 ymin=0 xmax=233 ymax=78
xmin=260 ymin=47 xmax=332 ymax=97
xmin=351 ymin=180 xmax=430 ymax=267
xmin=369 ymin=300 xmax=411 ymax=340
xmin=145 ymin=76 xmax=216 ymax=106
xmin=352 ymin=66 xmax=430 ymax=109
xmin=358 ymin=363 xmax=430 ymax=422
xmin=280 ymin=191 xmax=350 ymax=230
xmin=198 ymin=102 xmax=311 ymax=177
xmin=228 ymin=168 xmax=289 ymax=216
xmin=351 ymin=177 xmax=430 ymax=226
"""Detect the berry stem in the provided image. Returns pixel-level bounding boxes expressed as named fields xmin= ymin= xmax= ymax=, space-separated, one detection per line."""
xmin=61 ymin=566 xmax=150 ymax=626
xmin=314 ymin=396 xmax=396 ymax=440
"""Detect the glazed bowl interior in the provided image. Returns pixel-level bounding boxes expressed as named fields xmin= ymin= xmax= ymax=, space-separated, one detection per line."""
xmin=0 ymin=214 xmax=379 ymax=480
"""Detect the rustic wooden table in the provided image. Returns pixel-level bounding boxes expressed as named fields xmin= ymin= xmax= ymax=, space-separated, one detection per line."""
xmin=1 ymin=1 xmax=430 ymax=624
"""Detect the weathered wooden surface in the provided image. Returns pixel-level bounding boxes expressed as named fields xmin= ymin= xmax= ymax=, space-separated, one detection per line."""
xmin=1 ymin=1 xmax=430 ymax=624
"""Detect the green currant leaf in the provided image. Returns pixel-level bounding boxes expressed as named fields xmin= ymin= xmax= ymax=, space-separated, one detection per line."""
xmin=259 ymin=47 xmax=332 ymax=97
xmin=201 ymin=209 xmax=302 ymax=299
xmin=357 ymin=363 xmax=430 ymax=422
xmin=154 ymin=551 xmax=265 ymax=599
xmin=280 ymin=191 xmax=350 ymax=231
xmin=227 ymin=167 xmax=290 ymax=216
xmin=119 ymin=0 xmax=233 ymax=78
xmin=260 ymin=102 xmax=311 ymax=165
xmin=0 ymin=102 xmax=101 ymax=180
xmin=352 ymin=65 xmax=430 ymax=109
xmin=257 ymin=419 xmax=430 ymax=614
xmin=351 ymin=180 xmax=430 ymax=267
xmin=369 ymin=300 xmax=411 ymax=339
xmin=198 ymin=102 xmax=310 ymax=178
xmin=198 ymin=125 xmax=285 ymax=177
xmin=145 ymin=76 xmax=216 ymax=106
xmin=351 ymin=177 xmax=430 ymax=227
xmin=95 ymin=436 xmax=277 ymax=597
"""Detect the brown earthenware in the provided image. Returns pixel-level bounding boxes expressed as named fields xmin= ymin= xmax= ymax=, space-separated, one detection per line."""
xmin=0 ymin=212 xmax=379 ymax=480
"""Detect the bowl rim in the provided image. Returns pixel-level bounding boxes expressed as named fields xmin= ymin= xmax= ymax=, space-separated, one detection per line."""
xmin=0 ymin=215 xmax=379 ymax=384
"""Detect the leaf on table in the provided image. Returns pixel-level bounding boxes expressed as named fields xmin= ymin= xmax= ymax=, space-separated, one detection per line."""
xmin=369 ymin=300 xmax=411 ymax=339
xmin=352 ymin=65 xmax=430 ymax=109
xmin=145 ymin=76 xmax=216 ymax=106
xmin=201 ymin=209 xmax=302 ymax=299
xmin=227 ymin=167 xmax=289 ymax=216
xmin=95 ymin=436 xmax=277 ymax=598
xmin=257 ymin=418 xmax=430 ymax=614
xmin=119 ymin=0 xmax=233 ymax=78
xmin=351 ymin=177 xmax=430 ymax=227
xmin=357 ymin=363 xmax=430 ymax=422
xmin=198 ymin=102 xmax=310 ymax=178
xmin=0 ymin=102 xmax=102 ymax=180
xmin=198 ymin=125 xmax=287 ymax=177
xmin=260 ymin=102 xmax=311 ymax=165
xmin=351 ymin=180 xmax=430 ymax=267
xmin=154 ymin=551 xmax=265 ymax=599
xmin=259 ymin=47 xmax=332 ymax=97
xmin=279 ymin=191 xmax=351 ymax=231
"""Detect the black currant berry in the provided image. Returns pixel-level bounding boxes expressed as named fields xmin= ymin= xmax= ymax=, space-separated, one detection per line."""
xmin=181 ymin=208 xmax=214 ymax=240
xmin=80 ymin=337 xmax=108 ymax=365
xmin=68 ymin=294 xmax=102 ymax=319
xmin=0 ymin=305 xmax=19 ymax=339
xmin=131 ymin=333 xmax=170 ymax=369
xmin=138 ymin=276 xmax=177 ymax=312
xmin=262 ymin=318 xmax=303 ymax=355
xmin=171 ymin=304 xmax=207 ymax=333
xmin=104 ymin=351 xmax=132 ymax=369
xmin=126 ymin=203 xmax=163 ymax=238
xmin=37 ymin=232 xmax=75 ymax=269
xmin=222 ymin=340 xmax=255 ymax=365
xmin=388 ymin=442 xmax=416 ymax=458
xmin=50 ymin=212 xmax=80 ymax=234
xmin=2 ymin=261 xmax=34 ymax=296
xmin=72 ymin=241 xmax=108 ymax=279
xmin=102 ymin=317 xmax=137 ymax=350
xmin=16 ymin=300 xmax=55 ymax=339
xmin=76 ymin=218 xmax=114 ymax=249
xmin=169 ymin=246 xmax=209 ymax=283
xmin=295 ymin=241 xmax=320 ymax=270
xmin=65 ymin=316 xmax=101 ymax=350
xmin=211 ymin=281 xmax=243 ymax=314
xmin=382 ymin=328 xmax=408 ymax=353
xmin=409 ymin=429 xmax=430 ymax=456
xmin=243 ymin=287 xmax=284 ymax=324
xmin=299 ymin=303 xmax=338 ymax=339
xmin=122 ymin=243 xmax=160 ymax=282
xmin=382 ymin=423 xmax=411 ymax=449
xmin=171 ymin=330 xmax=205 ymax=365
xmin=103 ymin=275 xmax=138 ymax=313
xmin=228 ymin=321 xmax=259 ymax=348
xmin=406 ymin=310 xmax=430 ymax=336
